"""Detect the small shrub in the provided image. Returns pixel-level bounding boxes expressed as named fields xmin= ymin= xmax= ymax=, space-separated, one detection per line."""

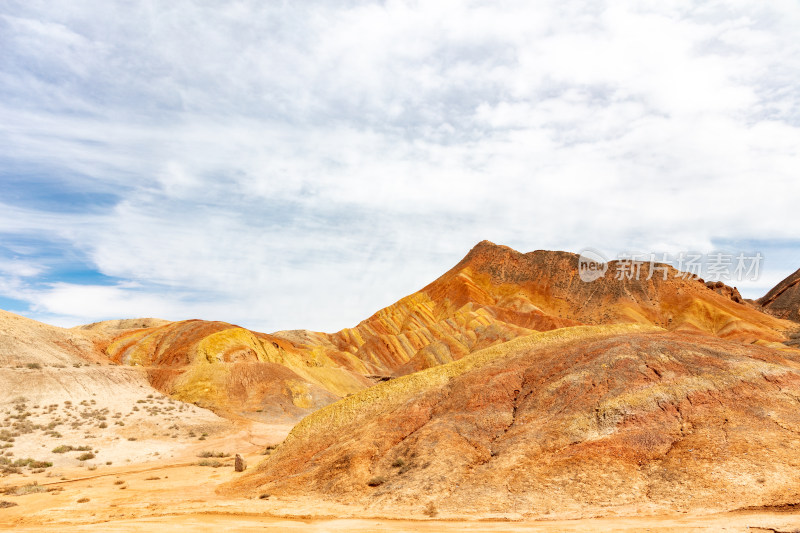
xmin=366 ymin=476 xmax=386 ymax=487
xmin=0 ymin=500 xmax=18 ymax=508
xmin=423 ymin=501 xmax=438 ymax=517
xmin=77 ymin=453 xmax=95 ymax=461
xmin=197 ymin=451 xmax=229 ymax=458
xmin=391 ymin=458 xmax=406 ymax=468
xmin=197 ymin=459 xmax=223 ymax=467
xmin=25 ymin=363 xmax=42 ymax=370
xmin=113 ymin=480 xmax=124 ymax=485
xmin=52 ymin=445 xmax=73 ymax=453
xmin=77 ymin=497 xmax=89 ymax=503
xmin=10 ymin=482 xmax=46 ymax=495
xmin=259 ymin=493 xmax=270 ymax=500
xmin=13 ymin=458 xmax=52 ymax=469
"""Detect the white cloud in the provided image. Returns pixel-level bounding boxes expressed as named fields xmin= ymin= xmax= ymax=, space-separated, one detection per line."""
xmin=0 ymin=260 xmax=44 ymax=278
xmin=1 ymin=1 xmax=800 ymax=330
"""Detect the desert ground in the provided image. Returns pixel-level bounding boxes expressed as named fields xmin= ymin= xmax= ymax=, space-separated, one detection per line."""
xmin=2 ymin=415 xmax=800 ymax=532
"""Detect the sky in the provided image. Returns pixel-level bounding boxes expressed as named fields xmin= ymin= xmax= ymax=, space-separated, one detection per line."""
xmin=1 ymin=0 xmax=799 ymax=333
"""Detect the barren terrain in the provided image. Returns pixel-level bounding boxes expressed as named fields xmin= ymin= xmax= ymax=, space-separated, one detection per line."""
xmin=2 ymin=242 xmax=800 ymax=531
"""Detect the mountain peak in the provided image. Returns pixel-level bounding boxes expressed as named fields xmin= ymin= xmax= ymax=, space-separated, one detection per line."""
xmin=759 ymin=267 xmax=800 ymax=322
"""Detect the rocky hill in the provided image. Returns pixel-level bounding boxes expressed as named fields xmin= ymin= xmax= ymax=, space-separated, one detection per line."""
xmin=73 ymin=241 xmax=795 ymax=420
xmin=227 ymin=323 xmax=800 ymax=518
xmin=759 ymin=267 xmax=800 ymax=322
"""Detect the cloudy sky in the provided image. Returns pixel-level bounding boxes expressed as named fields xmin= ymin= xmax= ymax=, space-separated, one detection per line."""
xmin=1 ymin=1 xmax=799 ymax=332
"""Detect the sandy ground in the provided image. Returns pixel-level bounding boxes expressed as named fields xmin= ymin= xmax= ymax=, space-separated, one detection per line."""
xmin=2 ymin=418 xmax=800 ymax=533
xmin=0 ymin=384 xmax=231 ymax=469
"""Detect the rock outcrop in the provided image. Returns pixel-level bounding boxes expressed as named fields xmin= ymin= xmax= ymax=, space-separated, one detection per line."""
xmin=234 ymin=454 xmax=246 ymax=472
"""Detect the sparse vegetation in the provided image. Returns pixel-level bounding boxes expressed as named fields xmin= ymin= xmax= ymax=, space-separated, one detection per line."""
xmin=198 ymin=459 xmax=223 ymax=467
xmin=423 ymin=501 xmax=438 ymax=517
xmin=391 ymin=458 xmax=406 ymax=468
xmin=52 ymin=445 xmax=92 ymax=454
xmin=25 ymin=362 xmax=42 ymax=369
xmin=263 ymin=443 xmax=281 ymax=454
xmin=9 ymin=458 xmax=52 ymax=469
xmin=197 ymin=451 xmax=230 ymax=458
xmin=77 ymin=497 xmax=90 ymax=503
xmin=4 ymin=482 xmax=46 ymax=495
xmin=77 ymin=452 xmax=95 ymax=461
xmin=367 ymin=476 xmax=386 ymax=487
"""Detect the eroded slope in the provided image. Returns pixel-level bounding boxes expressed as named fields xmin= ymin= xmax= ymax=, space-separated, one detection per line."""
xmin=228 ymin=324 xmax=800 ymax=519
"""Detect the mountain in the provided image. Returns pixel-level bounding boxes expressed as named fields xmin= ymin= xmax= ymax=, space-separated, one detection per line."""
xmin=227 ymin=323 xmax=800 ymax=519
xmin=424 ymin=241 xmax=790 ymax=340
xmin=219 ymin=241 xmax=800 ymax=518
xmin=3 ymin=241 xmax=800 ymax=520
xmin=759 ymin=267 xmax=800 ymax=322
xmin=87 ymin=241 xmax=794 ymax=420
xmin=282 ymin=241 xmax=792 ymax=377
xmin=103 ymin=319 xmax=372 ymax=421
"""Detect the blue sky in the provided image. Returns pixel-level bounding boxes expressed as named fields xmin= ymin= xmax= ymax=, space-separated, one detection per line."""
xmin=1 ymin=1 xmax=800 ymax=332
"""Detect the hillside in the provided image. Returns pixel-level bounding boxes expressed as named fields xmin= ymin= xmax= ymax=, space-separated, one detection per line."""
xmin=227 ymin=323 xmax=800 ymax=519
xmin=103 ymin=319 xmax=372 ymax=420
xmin=0 ymin=310 xmax=227 ymax=473
xmin=759 ymin=267 xmax=800 ymax=322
